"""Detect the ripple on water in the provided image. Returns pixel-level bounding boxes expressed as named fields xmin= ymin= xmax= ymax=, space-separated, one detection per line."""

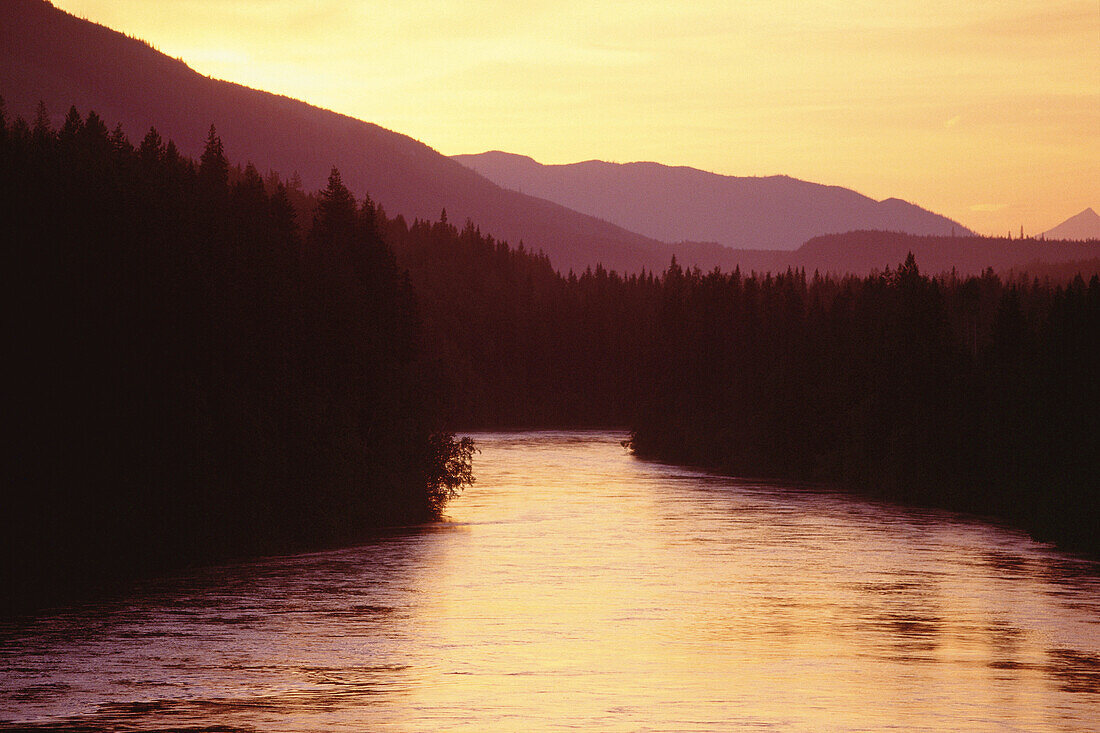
xmin=2 ymin=431 xmax=1099 ymax=733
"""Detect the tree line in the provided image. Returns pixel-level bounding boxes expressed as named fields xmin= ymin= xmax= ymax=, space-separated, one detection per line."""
xmin=628 ymin=256 xmax=1098 ymax=553
xmin=258 ymin=147 xmax=1100 ymax=557
xmin=383 ymin=213 xmax=1099 ymax=555
xmin=3 ymin=100 xmax=1097 ymax=614
xmin=2 ymin=101 xmax=473 ymax=610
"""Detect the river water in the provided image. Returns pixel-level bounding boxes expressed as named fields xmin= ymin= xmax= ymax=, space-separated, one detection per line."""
xmin=2 ymin=431 xmax=1099 ymax=731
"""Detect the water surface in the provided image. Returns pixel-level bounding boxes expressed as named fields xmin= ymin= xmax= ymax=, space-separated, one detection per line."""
xmin=3 ymin=431 xmax=1099 ymax=731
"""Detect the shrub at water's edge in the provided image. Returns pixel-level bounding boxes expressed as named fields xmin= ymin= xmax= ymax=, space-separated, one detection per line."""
xmin=1 ymin=102 xmax=473 ymax=611
xmin=425 ymin=434 xmax=478 ymax=517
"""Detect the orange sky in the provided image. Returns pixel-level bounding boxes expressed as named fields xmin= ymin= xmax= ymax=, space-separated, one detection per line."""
xmin=52 ymin=0 xmax=1097 ymax=235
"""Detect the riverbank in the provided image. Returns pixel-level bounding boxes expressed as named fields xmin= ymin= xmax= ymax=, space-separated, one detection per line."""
xmin=4 ymin=432 xmax=1098 ymax=733
xmin=627 ymin=438 xmax=1100 ymax=559
xmin=627 ymin=264 xmax=1099 ymax=562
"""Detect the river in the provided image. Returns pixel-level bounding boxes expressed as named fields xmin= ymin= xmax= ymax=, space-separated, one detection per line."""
xmin=2 ymin=431 xmax=1099 ymax=731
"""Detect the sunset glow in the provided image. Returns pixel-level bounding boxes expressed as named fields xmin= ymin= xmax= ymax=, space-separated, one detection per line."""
xmin=48 ymin=0 xmax=1097 ymax=236
xmin=7 ymin=1 xmax=1100 ymax=728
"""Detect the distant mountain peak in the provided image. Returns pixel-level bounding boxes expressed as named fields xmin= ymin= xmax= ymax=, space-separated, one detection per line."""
xmin=473 ymin=150 xmax=539 ymax=164
xmin=1042 ymin=208 xmax=1100 ymax=241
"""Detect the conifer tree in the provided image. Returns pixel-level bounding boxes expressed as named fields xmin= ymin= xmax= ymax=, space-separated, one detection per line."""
xmin=199 ymin=123 xmax=228 ymax=190
xmin=59 ymin=106 xmax=82 ymax=144
xmin=139 ymin=127 xmax=164 ymax=165
xmin=31 ymin=100 xmax=51 ymax=149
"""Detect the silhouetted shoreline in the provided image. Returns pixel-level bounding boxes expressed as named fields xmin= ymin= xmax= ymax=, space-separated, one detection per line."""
xmin=2 ymin=104 xmax=473 ymax=614
xmin=626 ymin=257 xmax=1099 ymax=557
xmin=3 ymin=100 xmax=1096 ymax=615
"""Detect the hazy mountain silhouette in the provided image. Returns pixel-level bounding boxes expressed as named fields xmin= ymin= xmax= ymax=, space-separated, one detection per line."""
xmin=1042 ymin=208 xmax=1100 ymax=241
xmin=660 ymin=232 xmax=1099 ymax=278
xmin=0 ymin=0 xmax=675 ymax=273
xmin=452 ymin=151 xmax=972 ymax=250
xmin=3 ymin=0 xmax=1092 ymax=277
xmin=788 ymin=231 xmax=1100 ymax=276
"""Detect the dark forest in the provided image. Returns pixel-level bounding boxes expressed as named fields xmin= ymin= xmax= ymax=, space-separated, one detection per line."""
xmin=4 ymin=103 xmax=1098 ymax=612
xmin=393 ymin=205 xmax=1099 ymax=555
xmin=2 ymin=102 xmax=473 ymax=610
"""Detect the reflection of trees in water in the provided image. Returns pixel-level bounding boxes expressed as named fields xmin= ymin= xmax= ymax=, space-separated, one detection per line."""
xmin=0 ymin=528 xmax=455 ymax=731
xmin=1046 ymin=648 xmax=1100 ymax=694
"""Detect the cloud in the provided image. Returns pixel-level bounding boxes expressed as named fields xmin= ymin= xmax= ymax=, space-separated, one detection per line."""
xmin=944 ymin=115 xmax=961 ymax=127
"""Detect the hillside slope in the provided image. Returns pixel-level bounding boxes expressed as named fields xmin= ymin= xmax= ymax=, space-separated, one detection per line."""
xmin=789 ymin=231 xmax=1100 ymax=277
xmin=453 ymin=150 xmax=971 ymax=250
xmin=0 ymin=0 xmax=670 ymax=273
xmin=1042 ymin=208 xmax=1100 ymax=241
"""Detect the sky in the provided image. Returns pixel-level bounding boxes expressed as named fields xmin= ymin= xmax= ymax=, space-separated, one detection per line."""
xmin=52 ymin=0 xmax=1098 ymax=236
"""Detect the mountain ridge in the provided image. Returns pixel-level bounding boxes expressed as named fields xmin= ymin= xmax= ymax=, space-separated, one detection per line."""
xmin=452 ymin=150 xmax=972 ymax=251
xmin=4 ymin=0 xmax=1094 ymax=277
xmin=0 ymin=0 xmax=675 ymax=274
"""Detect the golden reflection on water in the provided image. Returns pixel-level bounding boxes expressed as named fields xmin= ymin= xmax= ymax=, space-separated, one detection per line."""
xmin=1 ymin=431 xmax=1098 ymax=731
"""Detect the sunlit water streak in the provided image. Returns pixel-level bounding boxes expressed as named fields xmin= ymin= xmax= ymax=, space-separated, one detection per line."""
xmin=2 ymin=431 xmax=1099 ymax=731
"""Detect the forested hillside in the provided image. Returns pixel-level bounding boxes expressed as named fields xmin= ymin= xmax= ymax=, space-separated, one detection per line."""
xmin=4 ymin=98 xmax=1097 ymax=616
xmin=627 ymin=258 xmax=1100 ymax=553
xmin=2 ymin=102 xmax=472 ymax=610
xmin=0 ymin=0 xmax=668 ymax=274
xmin=375 ymin=210 xmax=1100 ymax=554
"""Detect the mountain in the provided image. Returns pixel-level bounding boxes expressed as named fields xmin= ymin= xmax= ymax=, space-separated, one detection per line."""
xmin=1042 ymin=208 xmax=1100 ymax=241
xmin=0 ymin=0 xmax=674 ymax=274
xmin=789 ymin=231 xmax=1100 ymax=277
xmin=452 ymin=151 xmax=971 ymax=250
xmin=673 ymin=231 xmax=1100 ymax=278
xmin=3 ymin=0 xmax=1090 ymax=278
